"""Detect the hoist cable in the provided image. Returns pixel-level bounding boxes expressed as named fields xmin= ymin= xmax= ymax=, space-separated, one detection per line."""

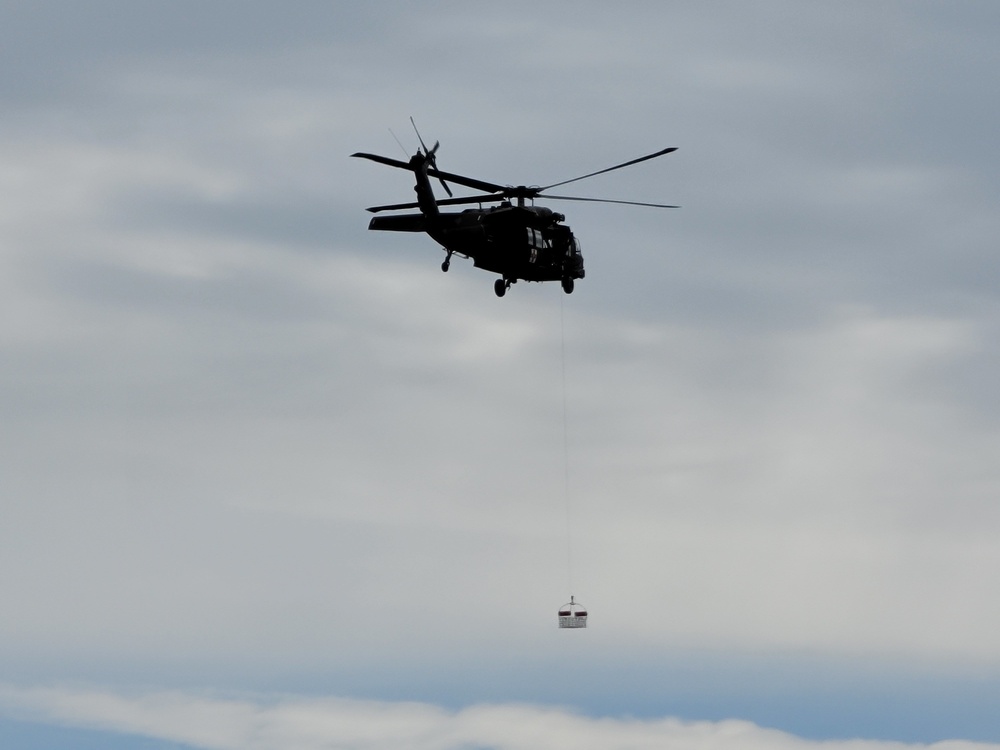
xmin=560 ymin=292 xmax=574 ymax=596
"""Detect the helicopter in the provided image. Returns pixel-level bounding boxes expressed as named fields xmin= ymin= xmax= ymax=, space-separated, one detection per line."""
xmin=352 ymin=125 xmax=678 ymax=297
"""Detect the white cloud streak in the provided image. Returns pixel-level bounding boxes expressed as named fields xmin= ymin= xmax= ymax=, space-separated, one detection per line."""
xmin=0 ymin=685 xmax=995 ymax=750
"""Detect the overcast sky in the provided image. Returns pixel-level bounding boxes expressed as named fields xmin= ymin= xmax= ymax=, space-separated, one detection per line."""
xmin=2 ymin=2 xmax=1000 ymax=749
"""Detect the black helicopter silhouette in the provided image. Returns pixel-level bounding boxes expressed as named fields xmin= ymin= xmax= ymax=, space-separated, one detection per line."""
xmin=352 ymin=125 xmax=678 ymax=297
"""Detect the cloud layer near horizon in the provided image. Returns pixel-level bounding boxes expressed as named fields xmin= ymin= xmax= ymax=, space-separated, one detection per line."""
xmin=1 ymin=685 xmax=995 ymax=750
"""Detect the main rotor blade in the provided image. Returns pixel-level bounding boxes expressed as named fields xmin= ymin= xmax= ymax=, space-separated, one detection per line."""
xmin=365 ymin=200 xmax=422 ymax=213
xmin=433 ymin=193 xmax=506 ymax=207
xmin=540 ymin=147 xmax=678 ymax=191
xmin=426 ymin=166 xmax=504 ymax=194
xmin=352 ymin=152 xmax=505 ymax=194
xmin=365 ymin=195 xmax=505 ymax=214
xmin=366 ymin=193 xmax=506 ymax=213
xmin=352 ymin=152 xmax=413 ymax=170
xmin=543 ymin=194 xmax=680 ymax=209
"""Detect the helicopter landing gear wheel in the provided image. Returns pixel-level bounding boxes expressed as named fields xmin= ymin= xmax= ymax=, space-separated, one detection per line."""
xmin=441 ymin=250 xmax=452 ymax=273
xmin=494 ymin=278 xmax=507 ymax=297
xmin=561 ymin=277 xmax=575 ymax=294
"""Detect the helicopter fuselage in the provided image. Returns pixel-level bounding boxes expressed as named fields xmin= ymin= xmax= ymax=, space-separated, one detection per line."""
xmin=364 ymin=151 xmax=584 ymax=296
xmin=352 ymin=137 xmax=675 ymax=297
xmin=368 ymin=202 xmax=584 ymax=287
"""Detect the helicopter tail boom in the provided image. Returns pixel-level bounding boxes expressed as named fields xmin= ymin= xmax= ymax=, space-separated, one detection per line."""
xmin=368 ymin=213 xmax=427 ymax=232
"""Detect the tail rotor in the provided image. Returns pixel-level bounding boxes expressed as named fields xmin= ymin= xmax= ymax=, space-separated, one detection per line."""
xmin=410 ymin=117 xmax=453 ymax=197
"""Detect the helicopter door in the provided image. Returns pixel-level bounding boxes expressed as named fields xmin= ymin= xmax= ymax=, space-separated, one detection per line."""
xmin=526 ymin=227 xmax=549 ymax=263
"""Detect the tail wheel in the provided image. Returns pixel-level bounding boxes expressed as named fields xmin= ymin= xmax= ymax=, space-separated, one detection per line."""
xmin=494 ymin=278 xmax=507 ymax=297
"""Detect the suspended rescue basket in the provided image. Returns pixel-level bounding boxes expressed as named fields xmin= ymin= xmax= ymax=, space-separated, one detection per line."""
xmin=557 ymin=596 xmax=588 ymax=629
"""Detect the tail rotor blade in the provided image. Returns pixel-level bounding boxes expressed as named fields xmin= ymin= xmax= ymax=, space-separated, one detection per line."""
xmin=411 ymin=120 xmax=452 ymax=196
xmin=410 ymin=117 xmax=430 ymax=155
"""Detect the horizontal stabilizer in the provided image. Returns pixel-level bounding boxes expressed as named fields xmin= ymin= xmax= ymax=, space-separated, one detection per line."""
xmin=368 ymin=213 xmax=427 ymax=232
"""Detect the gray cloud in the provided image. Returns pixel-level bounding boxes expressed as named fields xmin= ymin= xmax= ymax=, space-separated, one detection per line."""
xmin=2 ymin=1 xmax=1000 ymax=744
